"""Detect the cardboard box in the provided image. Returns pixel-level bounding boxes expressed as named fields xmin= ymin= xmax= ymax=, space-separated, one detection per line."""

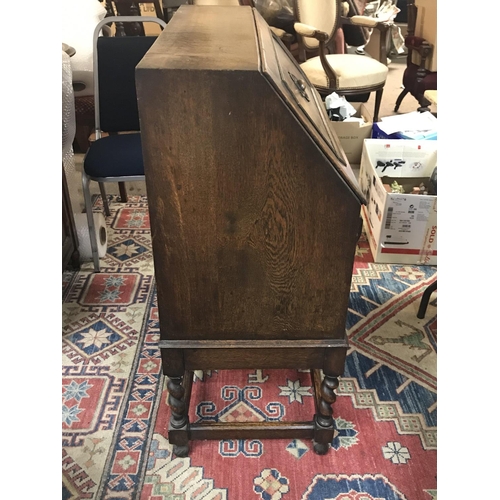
xmin=411 ymin=0 xmax=437 ymax=72
xmin=328 ymin=103 xmax=373 ymax=164
xmin=107 ymin=5 xmax=163 ymax=36
xmin=138 ymin=4 xmax=163 ymax=35
xmin=359 ymin=139 xmax=437 ymax=265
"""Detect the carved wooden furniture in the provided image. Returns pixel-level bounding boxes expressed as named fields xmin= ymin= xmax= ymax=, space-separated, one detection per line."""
xmin=136 ymin=5 xmax=365 ymax=456
xmin=293 ymin=0 xmax=391 ymax=122
xmin=394 ymin=0 xmax=437 ymax=113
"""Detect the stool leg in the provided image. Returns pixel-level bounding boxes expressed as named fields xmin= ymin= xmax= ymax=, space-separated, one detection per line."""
xmin=417 ymin=280 xmax=437 ymax=319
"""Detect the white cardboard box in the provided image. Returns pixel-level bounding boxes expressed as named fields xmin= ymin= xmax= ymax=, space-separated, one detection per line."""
xmin=359 ymin=139 xmax=437 ymax=265
xmin=328 ymin=103 xmax=373 ymax=164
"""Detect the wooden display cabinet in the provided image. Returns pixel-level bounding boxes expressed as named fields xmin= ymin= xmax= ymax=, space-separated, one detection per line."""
xmin=136 ymin=5 xmax=365 ymax=456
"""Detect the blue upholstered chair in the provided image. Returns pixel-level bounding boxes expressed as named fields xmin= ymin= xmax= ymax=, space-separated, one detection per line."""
xmin=82 ymin=16 xmax=166 ymax=271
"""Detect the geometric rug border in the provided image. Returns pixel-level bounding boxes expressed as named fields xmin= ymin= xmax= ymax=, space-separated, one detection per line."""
xmin=348 ymin=274 xmax=437 ymax=393
xmin=94 ymin=280 xmax=161 ymax=499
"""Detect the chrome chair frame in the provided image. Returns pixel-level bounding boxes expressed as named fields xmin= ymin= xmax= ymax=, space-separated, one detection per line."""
xmin=83 ymin=15 xmax=166 ymax=271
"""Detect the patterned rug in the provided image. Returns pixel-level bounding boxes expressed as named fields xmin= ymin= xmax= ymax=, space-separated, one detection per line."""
xmin=62 ymin=195 xmax=437 ymax=500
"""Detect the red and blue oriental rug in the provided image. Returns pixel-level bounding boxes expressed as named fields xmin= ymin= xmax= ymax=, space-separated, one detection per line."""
xmin=62 ymin=195 xmax=437 ymax=500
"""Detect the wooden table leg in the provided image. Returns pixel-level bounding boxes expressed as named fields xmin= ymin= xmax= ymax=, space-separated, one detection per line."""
xmin=161 ymin=349 xmax=191 ymax=457
xmin=312 ymin=346 xmax=348 ymax=454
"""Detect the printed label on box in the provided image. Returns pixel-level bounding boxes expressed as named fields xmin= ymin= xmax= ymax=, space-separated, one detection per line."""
xmin=418 ymin=198 xmax=437 ymax=265
xmin=381 ymin=195 xmax=434 ymax=250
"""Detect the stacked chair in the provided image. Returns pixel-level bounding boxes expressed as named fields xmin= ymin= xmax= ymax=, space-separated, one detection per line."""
xmin=82 ymin=16 xmax=166 ymax=271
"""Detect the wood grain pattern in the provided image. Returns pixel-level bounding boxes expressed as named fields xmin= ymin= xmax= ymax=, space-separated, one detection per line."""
xmin=137 ymin=58 xmax=362 ymax=340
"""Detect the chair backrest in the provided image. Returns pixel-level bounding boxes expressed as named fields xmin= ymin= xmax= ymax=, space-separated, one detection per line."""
xmin=93 ymin=16 xmax=167 ymax=134
xmin=294 ymin=0 xmax=341 ymax=52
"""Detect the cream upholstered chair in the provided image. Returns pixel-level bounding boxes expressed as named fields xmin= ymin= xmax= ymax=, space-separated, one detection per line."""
xmin=294 ymin=0 xmax=392 ymax=122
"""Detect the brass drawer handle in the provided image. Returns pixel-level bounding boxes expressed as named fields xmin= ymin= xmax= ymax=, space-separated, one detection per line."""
xmin=288 ymin=72 xmax=310 ymax=102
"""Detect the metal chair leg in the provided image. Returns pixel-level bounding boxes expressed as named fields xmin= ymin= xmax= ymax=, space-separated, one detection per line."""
xmin=99 ymin=182 xmax=111 ymax=216
xmin=417 ymin=280 xmax=437 ymax=319
xmin=82 ymin=173 xmax=101 ymax=272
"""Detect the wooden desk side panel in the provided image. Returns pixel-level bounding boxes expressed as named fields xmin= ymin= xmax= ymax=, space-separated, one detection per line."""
xmin=136 ymin=69 xmax=361 ymax=341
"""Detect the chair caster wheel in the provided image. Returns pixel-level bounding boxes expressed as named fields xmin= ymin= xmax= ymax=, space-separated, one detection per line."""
xmin=172 ymin=444 xmax=189 ymax=457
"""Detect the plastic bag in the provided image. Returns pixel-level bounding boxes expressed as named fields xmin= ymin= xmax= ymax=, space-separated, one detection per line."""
xmin=325 ymin=92 xmax=357 ymax=121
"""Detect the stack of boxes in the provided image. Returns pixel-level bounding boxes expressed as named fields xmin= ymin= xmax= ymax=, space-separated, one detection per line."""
xmin=328 ymin=108 xmax=437 ymax=266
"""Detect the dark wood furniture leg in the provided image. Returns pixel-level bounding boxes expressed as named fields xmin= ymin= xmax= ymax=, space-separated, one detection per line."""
xmin=161 ymin=349 xmax=190 ymax=457
xmin=394 ymin=88 xmax=410 ymax=112
xmin=118 ymin=182 xmax=128 ymax=203
xmin=312 ymin=370 xmax=338 ymax=454
xmin=312 ymin=347 xmax=347 ymax=454
xmin=373 ymin=88 xmax=383 ymax=123
xmin=99 ymin=182 xmax=111 ymax=216
xmin=160 ymin=341 xmax=348 ymax=456
xmin=417 ymin=280 xmax=437 ymax=319
xmin=417 ymin=95 xmax=431 ymax=113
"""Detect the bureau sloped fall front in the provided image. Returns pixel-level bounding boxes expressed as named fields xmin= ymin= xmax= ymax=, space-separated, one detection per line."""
xmin=135 ymin=5 xmax=366 ymax=457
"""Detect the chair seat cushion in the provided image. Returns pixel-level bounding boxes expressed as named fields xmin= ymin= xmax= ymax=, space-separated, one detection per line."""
xmin=84 ymin=133 xmax=144 ymax=179
xmin=300 ymin=54 xmax=388 ymax=91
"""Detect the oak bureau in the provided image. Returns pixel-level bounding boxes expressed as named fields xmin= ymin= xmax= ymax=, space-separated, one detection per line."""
xmin=136 ymin=4 xmax=366 ymax=456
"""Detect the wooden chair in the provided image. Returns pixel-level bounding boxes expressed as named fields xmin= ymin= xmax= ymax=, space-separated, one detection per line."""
xmin=394 ymin=0 xmax=437 ymax=113
xmin=293 ymin=0 xmax=392 ymax=122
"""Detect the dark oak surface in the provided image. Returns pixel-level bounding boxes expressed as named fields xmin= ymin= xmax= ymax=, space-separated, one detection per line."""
xmin=136 ymin=5 xmax=363 ymax=455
